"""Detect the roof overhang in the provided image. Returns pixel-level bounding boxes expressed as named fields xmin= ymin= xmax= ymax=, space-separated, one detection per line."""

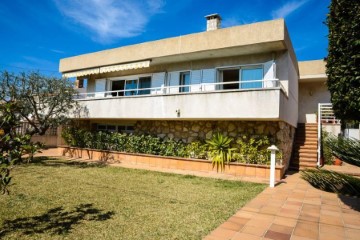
xmin=62 ymin=60 xmax=151 ymax=78
xmin=60 ymin=19 xmax=298 ymax=75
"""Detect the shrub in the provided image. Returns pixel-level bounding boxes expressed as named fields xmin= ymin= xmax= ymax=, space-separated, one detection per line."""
xmin=321 ymin=130 xmax=334 ymax=165
xmin=234 ymin=135 xmax=271 ymax=165
xmin=185 ymin=141 xmax=208 ymax=159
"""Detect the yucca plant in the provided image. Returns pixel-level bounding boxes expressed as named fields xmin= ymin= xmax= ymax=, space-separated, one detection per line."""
xmin=325 ymin=135 xmax=360 ymax=167
xmin=206 ymin=133 xmax=236 ymax=172
xmin=301 ymin=169 xmax=360 ymax=197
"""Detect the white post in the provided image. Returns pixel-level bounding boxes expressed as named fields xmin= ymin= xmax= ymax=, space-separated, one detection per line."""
xmin=267 ymin=145 xmax=279 ymax=188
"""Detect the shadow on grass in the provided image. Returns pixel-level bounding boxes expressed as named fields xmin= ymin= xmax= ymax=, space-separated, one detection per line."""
xmin=0 ymin=204 xmax=115 ymax=237
xmin=28 ymin=156 xmax=106 ymax=168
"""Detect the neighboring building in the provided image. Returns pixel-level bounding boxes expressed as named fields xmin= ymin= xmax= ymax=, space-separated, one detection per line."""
xmin=58 ymin=15 xmax=334 ymax=169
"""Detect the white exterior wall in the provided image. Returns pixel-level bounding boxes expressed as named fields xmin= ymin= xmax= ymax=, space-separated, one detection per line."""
xmin=277 ymin=52 xmax=298 ymax=127
xmin=298 ymin=81 xmax=330 ymax=123
xmin=76 ymin=89 xmax=282 ymax=120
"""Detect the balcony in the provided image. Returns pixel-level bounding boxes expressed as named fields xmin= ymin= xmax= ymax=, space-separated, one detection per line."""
xmin=74 ymin=79 xmax=288 ymax=121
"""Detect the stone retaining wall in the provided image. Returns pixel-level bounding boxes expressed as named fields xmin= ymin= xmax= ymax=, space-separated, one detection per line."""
xmin=135 ymin=120 xmax=295 ymax=168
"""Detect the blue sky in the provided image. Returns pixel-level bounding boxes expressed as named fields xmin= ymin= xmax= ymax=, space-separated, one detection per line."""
xmin=0 ymin=0 xmax=330 ymax=76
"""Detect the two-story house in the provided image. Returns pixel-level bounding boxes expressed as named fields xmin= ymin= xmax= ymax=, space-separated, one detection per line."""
xmin=58 ymin=15 xmax=334 ymax=170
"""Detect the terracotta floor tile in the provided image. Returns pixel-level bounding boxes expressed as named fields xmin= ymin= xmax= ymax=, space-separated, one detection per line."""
xmin=290 ymin=235 xmax=315 ymax=240
xmin=277 ymin=208 xmax=300 ymax=218
xmin=293 ymin=221 xmax=319 ymax=239
xmin=234 ymin=211 xmax=255 ymax=219
xmin=273 ymin=216 xmax=298 ymax=228
xmin=319 ymin=214 xmax=344 ymax=226
xmin=219 ymin=221 xmax=245 ymax=232
xmin=319 ymin=224 xmax=345 ymax=239
xmin=345 ymin=228 xmax=360 ymax=240
xmin=320 ymin=209 xmax=342 ymax=217
xmin=231 ymin=232 xmax=262 ymax=240
xmin=264 ymin=230 xmax=291 ymax=240
xmin=227 ymin=216 xmax=250 ymax=225
xmin=260 ymin=206 xmax=280 ymax=215
xmin=269 ymin=223 xmax=294 ymax=235
xmin=210 ymin=227 xmax=237 ymax=239
xmin=245 ymin=218 xmax=272 ymax=228
xmin=241 ymin=225 xmax=268 ymax=237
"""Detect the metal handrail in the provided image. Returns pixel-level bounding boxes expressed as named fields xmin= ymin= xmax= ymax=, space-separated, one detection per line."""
xmin=74 ymin=79 xmax=282 ymax=100
xmin=317 ymin=103 xmax=341 ymax=166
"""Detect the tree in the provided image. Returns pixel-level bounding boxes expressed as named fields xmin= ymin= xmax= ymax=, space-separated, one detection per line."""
xmin=0 ymin=71 xmax=78 ymax=194
xmin=326 ymin=0 xmax=360 ymax=121
xmin=0 ymin=102 xmax=29 ymax=194
xmin=0 ymin=71 xmax=78 ymax=136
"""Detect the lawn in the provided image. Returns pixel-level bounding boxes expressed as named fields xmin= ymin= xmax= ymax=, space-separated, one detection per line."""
xmin=0 ymin=158 xmax=266 ymax=240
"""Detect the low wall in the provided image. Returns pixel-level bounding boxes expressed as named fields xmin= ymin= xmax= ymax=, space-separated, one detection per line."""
xmin=31 ymin=135 xmax=58 ymax=147
xmin=59 ymin=146 xmax=285 ymax=181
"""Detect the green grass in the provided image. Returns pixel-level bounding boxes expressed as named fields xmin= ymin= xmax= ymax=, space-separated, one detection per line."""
xmin=0 ymin=157 xmax=266 ymax=240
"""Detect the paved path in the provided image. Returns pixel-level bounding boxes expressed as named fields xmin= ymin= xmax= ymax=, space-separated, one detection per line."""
xmin=204 ymin=171 xmax=360 ymax=240
xmin=37 ymin=148 xmax=360 ymax=239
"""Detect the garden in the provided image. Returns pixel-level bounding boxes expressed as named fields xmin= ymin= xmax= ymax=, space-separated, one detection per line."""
xmin=61 ymin=125 xmax=281 ymax=169
xmin=0 ymin=157 xmax=266 ymax=239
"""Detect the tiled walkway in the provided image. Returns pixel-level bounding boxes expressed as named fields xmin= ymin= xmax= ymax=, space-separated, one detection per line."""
xmin=204 ymin=171 xmax=360 ymax=240
xmin=37 ymin=149 xmax=360 ymax=239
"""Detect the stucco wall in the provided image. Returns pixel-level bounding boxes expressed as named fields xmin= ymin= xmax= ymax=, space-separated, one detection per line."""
xmin=76 ymin=89 xmax=282 ymax=121
xmin=135 ymin=120 xmax=295 ymax=168
xmin=277 ymin=52 xmax=299 ymax=127
xmin=298 ymin=82 xmax=330 ymax=123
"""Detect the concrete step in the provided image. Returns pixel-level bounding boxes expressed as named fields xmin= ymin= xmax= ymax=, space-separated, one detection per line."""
xmin=292 ymin=157 xmax=317 ymax=163
xmin=296 ymin=145 xmax=318 ymax=150
xmin=295 ymin=140 xmax=318 ymax=146
xmin=293 ymin=152 xmax=318 ymax=158
xmin=297 ymin=148 xmax=318 ymax=154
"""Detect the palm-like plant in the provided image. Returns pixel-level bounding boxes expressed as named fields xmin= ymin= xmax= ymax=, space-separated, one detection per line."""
xmin=206 ymin=133 xmax=236 ymax=172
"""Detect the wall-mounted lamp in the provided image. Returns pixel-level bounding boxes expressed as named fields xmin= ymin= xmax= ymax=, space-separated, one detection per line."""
xmin=176 ymin=109 xmax=181 ymax=117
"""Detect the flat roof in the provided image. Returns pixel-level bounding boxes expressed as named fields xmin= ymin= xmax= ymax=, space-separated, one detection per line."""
xmin=60 ymin=19 xmax=297 ymax=74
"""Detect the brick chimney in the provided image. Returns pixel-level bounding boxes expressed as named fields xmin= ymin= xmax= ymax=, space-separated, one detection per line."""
xmin=205 ymin=13 xmax=222 ymax=31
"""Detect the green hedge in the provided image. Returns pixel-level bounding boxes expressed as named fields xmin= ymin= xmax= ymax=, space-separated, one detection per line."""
xmin=61 ymin=127 xmax=206 ymax=159
xmin=61 ymin=127 xmax=275 ymax=165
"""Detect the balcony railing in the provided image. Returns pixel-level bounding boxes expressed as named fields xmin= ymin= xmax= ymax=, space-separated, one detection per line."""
xmin=74 ymin=79 xmax=283 ymax=100
xmin=317 ymin=103 xmax=341 ymax=167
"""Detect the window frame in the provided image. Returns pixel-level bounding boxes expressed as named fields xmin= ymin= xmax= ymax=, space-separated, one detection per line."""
xmin=179 ymin=71 xmax=191 ymax=93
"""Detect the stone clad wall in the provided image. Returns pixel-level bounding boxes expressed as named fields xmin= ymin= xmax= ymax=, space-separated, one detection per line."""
xmin=135 ymin=120 xmax=295 ymax=168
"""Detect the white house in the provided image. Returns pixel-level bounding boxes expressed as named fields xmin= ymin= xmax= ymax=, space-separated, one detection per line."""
xmin=58 ymin=15 xmax=336 ymax=170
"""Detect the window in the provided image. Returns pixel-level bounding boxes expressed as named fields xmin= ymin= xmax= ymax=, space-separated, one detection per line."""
xmin=111 ymin=80 xmax=125 ymax=96
xmin=220 ymin=69 xmax=239 ymax=90
xmin=78 ymin=79 xmax=84 ymax=88
xmin=125 ymin=79 xmax=138 ymax=96
xmin=219 ymin=65 xmax=264 ymax=90
xmin=138 ymin=77 xmax=151 ymax=95
xmin=97 ymin=124 xmax=116 ymax=132
xmin=179 ymin=72 xmax=190 ymax=93
xmin=97 ymin=124 xmax=134 ymax=133
xmin=240 ymin=67 xmax=263 ymax=89
xmin=110 ymin=75 xmax=152 ymax=97
xmin=117 ymin=125 xmax=134 ymax=134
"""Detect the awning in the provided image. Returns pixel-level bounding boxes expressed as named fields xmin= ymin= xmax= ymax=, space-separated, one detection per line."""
xmin=100 ymin=60 xmax=150 ymax=73
xmin=63 ymin=68 xmax=100 ymax=78
xmin=62 ymin=60 xmax=151 ymax=78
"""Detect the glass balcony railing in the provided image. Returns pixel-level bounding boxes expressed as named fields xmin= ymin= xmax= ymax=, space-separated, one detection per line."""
xmin=74 ymin=79 xmax=284 ymax=100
